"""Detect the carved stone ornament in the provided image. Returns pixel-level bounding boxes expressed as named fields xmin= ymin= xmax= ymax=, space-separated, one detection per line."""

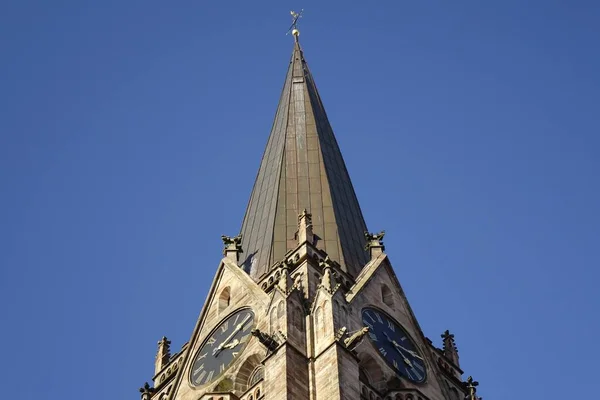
xmin=139 ymin=382 xmax=156 ymax=400
xmin=464 ymin=376 xmax=481 ymax=400
xmin=221 ymin=234 xmax=243 ymax=260
xmin=343 ymin=326 xmax=370 ymax=350
xmin=364 ymin=230 xmax=385 ymax=251
xmin=251 ymin=328 xmax=280 ymax=352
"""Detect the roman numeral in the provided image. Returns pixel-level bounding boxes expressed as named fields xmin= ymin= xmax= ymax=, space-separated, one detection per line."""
xmin=405 ymin=368 xmax=414 ymax=380
xmin=393 ymin=359 xmax=399 ymax=370
xmin=193 ymin=363 xmax=204 ymax=376
xmin=220 ymin=363 xmax=225 ymax=373
xmin=374 ymin=312 xmax=383 ymax=323
xmin=364 ymin=321 xmax=374 ymax=330
xmin=411 ymin=367 xmax=423 ymax=381
xmin=197 ymin=352 xmax=207 ymax=360
xmin=378 ymin=347 xmax=387 ymax=356
xmin=196 ymin=370 xmax=206 ymax=383
xmin=207 ymin=337 xmax=216 ymax=346
xmin=387 ymin=320 xmax=395 ymax=331
xmin=221 ymin=321 xmax=229 ymax=333
xmin=205 ymin=370 xmax=214 ymax=384
xmin=414 ymin=361 xmax=425 ymax=372
xmin=400 ymin=336 xmax=407 ymax=342
xmin=368 ymin=332 xmax=378 ymax=342
xmin=233 ymin=313 xmax=240 ymax=325
xmin=365 ymin=312 xmax=375 ymax=323
xmin=232 ymin=351 xmax=239 ymax=357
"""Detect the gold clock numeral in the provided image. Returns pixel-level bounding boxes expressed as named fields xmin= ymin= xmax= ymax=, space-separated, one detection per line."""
xmin=221 ymin=320 xmax=229 ymax=333
xmin=205 ymin=370 xmax=214 ymax=384
xmin=207 ymin=337 xmax=216 ymax=346
xmin=232 ymin=351 xmax=239 ymax=357
xmin=233 ymin=313 xmax=240 ymax=325
xmin=198 ymin=352 xmax=207 ymax=360
xmin=193 ymin=363 xmax=204 ymax=376
xmin=220 ymin=363 xmax=225 ymax=373
xmin=196 ymin=370 xmax=206 ymax=383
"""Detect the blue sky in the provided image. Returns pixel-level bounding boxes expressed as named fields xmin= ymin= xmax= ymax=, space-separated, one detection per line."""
xmin=1 ymin=1 xmax=599 ymax=399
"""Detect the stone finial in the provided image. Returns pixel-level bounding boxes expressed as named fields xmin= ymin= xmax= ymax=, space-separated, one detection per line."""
xmin=154 ymin=336 xmax=171 ymax=375
xmin=318 ymin=256 xmax=336 ymax=292
xmin=297 ymin=209 xmax=314 ymax=245
xmin=344 ymin=326 xmax=370 ymax=350
xmin=277 ymin=262 xmax=294 ymax=293
xmin=251 ymin=328 xmax=280 ymax=351
xmin=221 ymin=234 xmax=243 ymax=262
xmin=441 ymin=329 xmax=460 ymax=367
xmin=364 ymin=231 xmax=385 ymax=258
xmin=465 ymin=376 xmax=481 ymax=400
xmin=139 ymin=382 xmax=155 ymax=400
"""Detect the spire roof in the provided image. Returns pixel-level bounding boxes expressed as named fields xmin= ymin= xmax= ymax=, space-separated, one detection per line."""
xmin=239 ymin=41 xmax=369 ymax=280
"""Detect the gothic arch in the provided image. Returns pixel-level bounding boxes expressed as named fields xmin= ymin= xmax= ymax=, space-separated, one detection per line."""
xmin=233 ymin=353 xmax=263 ymax=394
xmin=269 ymin=306 xmax=278 ymax=333
xmin=381 ymin=284 xmax=393 ymax=308
xmin=315 ymin=306 xmax=324 ymax=337
xmin=219 ymin=286 xmax=231 ymax=313
xmin=322 ymin=300 xmax=330 ymax=335
xmin=358 ymin=353 xmax=385 ymax=390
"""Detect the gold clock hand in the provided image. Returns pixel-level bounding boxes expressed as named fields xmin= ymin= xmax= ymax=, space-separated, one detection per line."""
xmin=394 ymin=343 xmax=424 ymax=360
xmin=222 ymin=339 xmax=240 ymax=349
xmin=383 ymin=332 xmax=413 ymax=367
xmin=214 ymin=314 xmax=251 ymax=356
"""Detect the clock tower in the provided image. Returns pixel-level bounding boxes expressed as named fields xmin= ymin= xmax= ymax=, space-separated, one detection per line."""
xmin=138 ymin=32 xmax=481 ymax=400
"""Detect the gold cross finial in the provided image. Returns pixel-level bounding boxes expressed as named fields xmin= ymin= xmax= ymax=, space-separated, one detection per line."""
xmin=286 ymin=9 xmax=303 ymax=39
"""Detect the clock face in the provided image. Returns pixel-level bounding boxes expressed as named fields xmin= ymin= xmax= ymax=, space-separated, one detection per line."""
xmin=190 ymin=308 xmax=255 ymax=386
xmin=361 ymin=307 xmax=427 ymax=383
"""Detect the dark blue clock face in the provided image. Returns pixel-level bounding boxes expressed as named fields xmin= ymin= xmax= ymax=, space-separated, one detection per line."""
xmin=190 ymin=308 xmax=255 ymax=386
xmin=361 ymin=307 xmax=426 ymax=383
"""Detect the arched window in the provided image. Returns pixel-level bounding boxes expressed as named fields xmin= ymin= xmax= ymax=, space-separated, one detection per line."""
xmin=219 ymin=287 xmax=231 ymax=313
xmin=322 ymin=300 xmax=330 ymax=335
xmin=315 ymin=306 xmax=323 ymax=338
xmin=381 ymin=285 xmax=393 ymax=308
xmin=248 ymin=366 xmax=264 ymax=387
xmin=293 ymin=304 xmax=303 ymax=329
xmin=270 ymin=307 xmax=278 ymax=333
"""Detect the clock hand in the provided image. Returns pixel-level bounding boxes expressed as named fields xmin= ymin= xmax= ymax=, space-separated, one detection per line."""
xmin=383 ymin=332 xmax=413 ymax=368
xmin=222 ymin=339 xmax=240 ymax=350
xmin=394 ymin=344 xmax=423 ymax=361
xmin=213 ymin=314 xmax=251 ymax=356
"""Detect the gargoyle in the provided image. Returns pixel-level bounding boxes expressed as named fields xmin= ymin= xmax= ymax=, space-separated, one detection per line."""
xmin=251 ymin=328 xmax=280 ymax=352
xmin=343 ymin=326 xmax=370 ymax=350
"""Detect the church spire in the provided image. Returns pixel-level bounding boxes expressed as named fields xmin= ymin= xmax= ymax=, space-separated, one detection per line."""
xmin=238 ymin=36 xmax=369 ymax=280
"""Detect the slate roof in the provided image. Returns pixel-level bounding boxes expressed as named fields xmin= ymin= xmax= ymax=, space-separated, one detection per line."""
xmin=239 ymin=40 xmax=369 ymax=280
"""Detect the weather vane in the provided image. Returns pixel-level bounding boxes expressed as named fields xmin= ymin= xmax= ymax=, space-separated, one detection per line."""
xmin=286 ymin=9 xmax=303 ymax=38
